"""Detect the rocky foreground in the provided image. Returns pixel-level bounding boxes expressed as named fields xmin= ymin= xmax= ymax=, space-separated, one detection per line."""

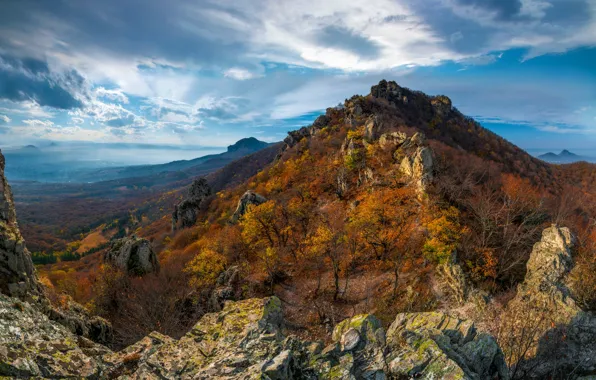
xmin=1 ymin=291 xmax=508 ymax=379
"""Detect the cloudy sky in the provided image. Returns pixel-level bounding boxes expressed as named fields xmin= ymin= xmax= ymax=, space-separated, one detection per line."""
xmin=0 ymin=0 xmax=595 ymax=150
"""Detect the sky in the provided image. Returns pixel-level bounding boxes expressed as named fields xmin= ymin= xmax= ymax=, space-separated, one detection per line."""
xmin=0 ymin=0 xmax=595 ymax=151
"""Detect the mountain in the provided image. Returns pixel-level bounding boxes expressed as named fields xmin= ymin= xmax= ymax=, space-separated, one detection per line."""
xmin=2 ymin=138 xmax=273 ymax=183
xmin=538 ymin=149 xmax=589 ymax=163
xmin=11 ymin=138 xmax=277 ymax=253
xmin=5 ymin=80 xmax=596 ymax=378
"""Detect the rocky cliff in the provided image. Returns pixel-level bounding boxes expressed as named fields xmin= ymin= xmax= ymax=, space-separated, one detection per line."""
xmin=0 ymin=150 xmax=113 ymax=346
xmin=0 ymin=150 xmax=41 ymax=299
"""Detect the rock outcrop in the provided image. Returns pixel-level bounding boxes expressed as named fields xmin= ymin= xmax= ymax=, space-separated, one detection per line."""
xmin=172 ymin=177 xmax=211 ymax=231
xmin=0 ymin=293 xmax=109 ymax=378
xmin=0 ymin=293 xmax=509 ymax=379
xmin=0 ymin=150 xmax=113 ymax=346
xmin=0 ymin=150 xmax=41 ymax=299
xmin=505 ymin=225 xmax=596 ymax=378
xmin=208 ymin=265 xmax=240 ymax=311
xmin=387 ymin=312 xmax=508 ymax=379
xmin=230 ymin=190 xmax=267 ymax=223
xmin=397 ymin=132 xmax=435 ymax=195
xmin=104 ymin=235 xmax=159 ymax=276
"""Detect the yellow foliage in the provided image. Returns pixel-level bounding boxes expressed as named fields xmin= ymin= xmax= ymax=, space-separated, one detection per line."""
xmin=422 ymin=207 xmax=466 ymax=264
xmin=184 ymin=247 xmax=227 ymax=289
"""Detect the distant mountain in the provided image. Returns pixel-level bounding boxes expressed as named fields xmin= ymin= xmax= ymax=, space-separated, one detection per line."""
xmin=3 ymin=137 xmax=274 ymax=183
xmin=538 ymin=150 xmax=589 ymax=164
xmin=73 ymin=138 xmax=273 ymax=182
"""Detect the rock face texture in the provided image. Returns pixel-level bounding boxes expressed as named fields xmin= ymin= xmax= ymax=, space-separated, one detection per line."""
xmin=0 ymin=150 xmax=40 ymax=299
xmin=0 ymin=293 xmax=509 ymax=379
xmin=104 ymin=235 xmax=159 ymax=276
xmin=505 ymin=225 xmax=596 ymax=378
xmin=172 ymin=177 xmax=211 ymax=230
xmin=386 ymin=312 xmax=508 ymax=379
xmin=396 ymin=132 xmax=435 ymax=195
xmin=230 ymin=190 xmax=267 ymax=223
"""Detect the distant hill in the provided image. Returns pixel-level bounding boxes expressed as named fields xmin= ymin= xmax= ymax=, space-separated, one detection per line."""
xmin=3 ymin=138 xmax=273 ymax=183
xmin=538 ymin=149 xmax=590 ymax=164
xmin=72 ymin=137 xmax=273 ymax=182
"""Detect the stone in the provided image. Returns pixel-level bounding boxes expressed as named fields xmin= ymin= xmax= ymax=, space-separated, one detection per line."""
xmin=208 ymin=266 xmax=240 ymax=311
xmin=385 ymin=312 xmax=508 ymax=380
xmin=104 ymin=235 xmax=159 ymax=276
xmin=172 ymin=177 xmax=211 ymax=230
xmin=340 ymin=328 xmax=360 ymax=351
xmin=364 ymin=117 xmax=380 ymax=141
xmin=261 ymin=350 xmax=295 ymax=380
xmin=378 ymin=131 xmax=407 ymax=149
xmin=0 ymin=293 xmax=107 ymax=378
xmin=399 ymin=144 xmax=435 ymax=195
xmin=230 ymin=190 xmax=267 ymax=223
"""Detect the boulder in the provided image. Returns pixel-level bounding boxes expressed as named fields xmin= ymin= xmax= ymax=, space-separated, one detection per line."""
xmin=172 ymin=177 xmax=211 ymax=230
xmin=208 ymin=266 xmax=240 ymax=311
xmin=386 ymin=312 xmax=509 ymax=380
xmin=378 ymin=131 xmax=407 ymax=149
xmin=104 ymin=235 xmax=159 ymax=276
xmin=230 ymin=190 xmax=267 ymax=223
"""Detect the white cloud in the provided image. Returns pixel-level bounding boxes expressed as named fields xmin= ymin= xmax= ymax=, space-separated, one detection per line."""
xmin=95 ymin=87 xmax=129 ymax=104
xmin=23 ymin=119 xmax=55 ymax=127
xmin=224 ymin=68 xmax=260 ymax=80
xmin=0 ymin=114 xmax=10 ymax=124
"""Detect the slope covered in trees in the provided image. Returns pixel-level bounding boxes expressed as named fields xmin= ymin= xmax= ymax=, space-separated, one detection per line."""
xmin=35 ymin=80 xmax=596 ymax=376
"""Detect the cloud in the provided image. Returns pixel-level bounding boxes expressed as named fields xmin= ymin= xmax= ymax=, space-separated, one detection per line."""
xmin=70 ymin=117 xmax=84 ymax=124
xmin=95 ymin=87 xmax=129 ymax=104
xmin=23 ymin=119 xmax=55 ymax=127
xmin=0 ymin=54 xmax=87 ymax=109
xmin=224 ymin=68 xmax=260 ymax=80
xmin=0 ymin=114 xmax=10 ymax=124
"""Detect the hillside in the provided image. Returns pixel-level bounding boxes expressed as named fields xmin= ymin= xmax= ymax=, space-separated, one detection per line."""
xmin=12 ymin=138 xmax=276 ymax=253
xmin=7 ymin=79 xmax=596 ymax=379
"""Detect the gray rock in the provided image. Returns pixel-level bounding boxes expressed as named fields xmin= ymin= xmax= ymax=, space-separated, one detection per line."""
xmin=506 ymin=226 xmax=596 ymax=378
xmin=261 ymin=350 xmax=295 ymax=380
xmin=378 ymin=131 xmax=407 ymax=149
xmin=230 ymin=190 xmax=267 ymax=223
xmin=172 ymin=177 xmax=211 ymax=230
xmin=104 ymin=235 xmax=159 ymax=276
xmin=0 ymin=150 xmax=41 ymax=299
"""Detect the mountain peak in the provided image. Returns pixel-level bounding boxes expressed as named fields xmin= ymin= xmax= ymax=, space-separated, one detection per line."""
xmin=559 ymin=149 xmax=577 ymax=157
xmin=227 ymin=137 xmax=269 ymax=153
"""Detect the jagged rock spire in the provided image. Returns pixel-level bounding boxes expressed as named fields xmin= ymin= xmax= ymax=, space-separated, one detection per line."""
xmin=0 ymin=150 xmax=41 ymax=298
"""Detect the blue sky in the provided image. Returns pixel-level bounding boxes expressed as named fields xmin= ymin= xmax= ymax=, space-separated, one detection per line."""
xmin=0 ymin=0 xmax=594 ymax=150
